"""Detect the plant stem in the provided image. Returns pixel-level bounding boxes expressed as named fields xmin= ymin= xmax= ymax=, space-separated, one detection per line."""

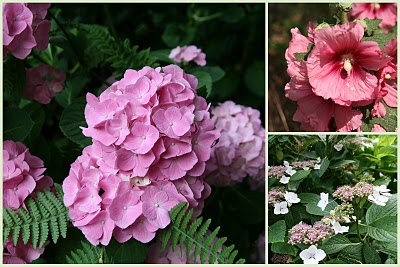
xmin=340 ymin=10 xmax=348 ymax=24
xmin=355 ymin=199 xmax=362 ymax=242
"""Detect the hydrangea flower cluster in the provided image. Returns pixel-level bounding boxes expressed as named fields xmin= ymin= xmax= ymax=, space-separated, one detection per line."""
xmin=268 ymin=186 xmax=285 ymax=205
xmin=63 ymin=65 xmax=220 ymax=246
xmin=3 ymin=140 xmax=54 ymax=263
xmin=268 ymin=189 xmax=300 ymax=215
xmin=288 ymin=221 xmax=334 ymax=245
xmin=169 ymin=45 xmax=206 ymax=66
xmin=268 ymin=159 xmax=320 ymax=184
xmin=349 ymin=3 xmax=397 ymax=29
xmin=323 ymin=202 xmax=355 ymax=224
xmin=204 ymin=101 xmax=265 ymax=187
xmin=333 ymin=181 xmax=374 ymax=202
xmin=285 ymin=21 xmax=397 ymax=131
xmin=3 ymin=3 xmax=51 ymax=59
xmin=23 ymin=64 xmax=66 ymax=104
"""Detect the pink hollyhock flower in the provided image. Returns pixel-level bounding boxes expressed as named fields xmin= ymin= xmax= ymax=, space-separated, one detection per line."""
xmin=372 ymin=124 xmax=387 ymax=132
xmin=24 ymin=64 xmax=66 ymax=104
xmin=307 ymin=22 xmax=391 ymax=106
xmin=205 ymin=101 xmax=265 ymax=186
xmin=350 ymin=3 xmax=397 ymax=29
xmin=169 ymin=45 xmax=207 ymax=66
xmin=3 ymin=3 xmax=51 ymax=59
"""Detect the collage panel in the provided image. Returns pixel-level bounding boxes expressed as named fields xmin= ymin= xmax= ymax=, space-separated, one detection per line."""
xmin=267 ymin=134 xmax=398 ymax=264
xmin=268 ymin=2 xmax=398 ymax=132
xmin=2 ymin=2 xmax=265 ymax=265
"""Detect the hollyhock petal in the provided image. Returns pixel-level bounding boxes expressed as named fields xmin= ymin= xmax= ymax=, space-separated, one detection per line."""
xmin=372 ymin=124 xmax=387 ymax=132
xmin=334 ymin=105 xmax=363 ymax=132
xmin=383 ymin=84 xmax=398 ymax=107
xmin=357 ymin=41 xmax=392 ymax=70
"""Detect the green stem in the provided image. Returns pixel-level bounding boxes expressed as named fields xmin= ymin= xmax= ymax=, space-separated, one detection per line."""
xmin=340 ymin=10 xmax=348 ymax=24
xmin=355 ymin=199 xmax=362 ymax=242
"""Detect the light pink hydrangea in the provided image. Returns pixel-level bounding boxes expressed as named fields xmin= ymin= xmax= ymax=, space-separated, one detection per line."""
xmin=204 ymin=101 xmax=265 ymax=187
xmin=169 ymin=45 xmax=206 ymax=66
xmin=3 ymin=140 xmax=54 ymax=263
xmin=350 ymin=3 xmax=397 ymax=29
xmin=64 ymin=65 xmax=219 ymax=246
xmin=3 ymin=3 xmax=51 ymax=59
xmin=23 ymin=64 xmax=66 ymax=104
xmin=285 ymin=22 xmax=396 ymax=132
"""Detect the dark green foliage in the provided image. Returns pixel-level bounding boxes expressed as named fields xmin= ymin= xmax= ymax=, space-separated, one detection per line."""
xmin=3 ymin=184 xmax=70 ymax=248
xmin=65 ymin=242 xmax=112 ymax=264
xmin=79 ymin=24 xmax=157 ymax=77
xmin=161 ymin=202 xmax=245 ymax=264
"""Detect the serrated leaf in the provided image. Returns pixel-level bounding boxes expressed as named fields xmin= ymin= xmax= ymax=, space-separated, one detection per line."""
xmin=59 ymin=97 xmax=91 ymax=147
xmin=271 ymin=242 xmax=298 ymax=256
xmin=367 ymin=216 xmax=397 ymax=242
xmin=363 ymin=243 xmax=381 ymax=264
xmin=364 ymin=18 xmax=382 ymax=35
xmin=268 ymin=220 xmax=286 ymax=243
xmin=321 ymin=235 xmax=359 ymax=254
xmin=290 ymin=169 xmax=311 ymax=181
xmin=317 ymin=157 xmax=330 ymax=177
xmin=4 ymin=108 xmax=34 ymax=142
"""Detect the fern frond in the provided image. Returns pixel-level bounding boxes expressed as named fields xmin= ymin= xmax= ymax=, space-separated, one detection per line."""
xmin=161 ymin=202 xmax=245 ymax=264
xmin=3 ymin=184 xmax=70 ymax=248
xmin=65 ymin=242 xmax=111 ymax=264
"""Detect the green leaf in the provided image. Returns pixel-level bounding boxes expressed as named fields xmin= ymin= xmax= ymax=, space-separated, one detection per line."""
xmin=374 ymin=241 xmax=397 ymax=258
xmin=193 ymin=71 xmax=213 ymax=98
xmin=329 ymin=160 xmax=356 ymax=169
xmin=268 ymin=220 xmax=286 ymax=243
xmin=23 ymin=102 xmax=45 ymax=141
xmin=385 ymin=258 xmax=396 ymax=264
xmin=306 ymin=199 xmax=338 ymax=216
xmin=4 ymin=108 xmax=34 ymax=142
xmin=294 ymin=43 xmax=313 ymax=61
xmin=360 ymin=103 xmax=397 ymax=132
xmin=321 ymin=235 xmax=359 ymax=254
xmin=220 ymin=6 xmax=245 ymax=23
xmin=244 ymin=60 xmax=264 ymax=97
xmin=290 ymin=170 xmax=311 ymax=181
xmin=298 ymin=193 xmax=319 ymax=203
xmin=377 ymin=135 xmax=397 ymax=147
xmin=271 ymin=242 xmax=298 ymax=257
xmin=162 ymin=24 xmax=195 ymax=48
xmin=363 ymin=243 xmax=381 ymax=264
xmin=367 ymin=216 xmax=397 ymax=242
xmin=55 ymin=75 xmax=90 ymax=108
xmin=375 ymin=146 xmax=397 ymax=159
xmin=4 ymin=56 xmax=26 ymax=103
xmin=316 ymin=157 xmax=330 ymax=177
xmin=366 ymin=194 xmax=397 ymax=224
xmin=364 ymin=18 xmax=382 ymax=35
xmin=148 ymin=49 xmax=175 ymax=63
xmin=189 ymin=66 xmax=225 ymax=83
xmin=107 ymin=238 xmax=147 ymax=264
xmin=59 ymin=97 xmax=91 ymax=147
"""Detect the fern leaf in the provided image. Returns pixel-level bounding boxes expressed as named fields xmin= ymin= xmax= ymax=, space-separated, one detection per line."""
xmin=162 ymin=203 xmax=245 ymax=264
xmin=3 ymin=184 xmax=69 ymax=248
xmin=65 ymin=241 xmax=112 ymax=264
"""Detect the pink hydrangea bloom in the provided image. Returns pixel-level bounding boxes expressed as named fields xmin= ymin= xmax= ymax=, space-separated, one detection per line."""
xmin=3 ymin=3 xmax=51 ymax=59
xmin=350 ymin=3 xmax=397 ymax=29
xmin=169 ymin=45 xmax=207 ymax=66
xmin=204 ymin=101 xmax=265 ymax=187
xmin=64 ymin=65 xmax=218 ymax=245
xmin=3 ymin=140 xmax=54 ymax=263
xmin=23 ymin=64 xmax=66 ymax=104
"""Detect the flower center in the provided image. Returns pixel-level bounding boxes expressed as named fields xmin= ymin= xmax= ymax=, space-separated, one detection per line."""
xmin=374 ymin=3 xmax=380 ymax=9
xmin=343 ymin=58 xmax=352 ymax=76
xmin=385 ymin=74 xmax=391 ymax=79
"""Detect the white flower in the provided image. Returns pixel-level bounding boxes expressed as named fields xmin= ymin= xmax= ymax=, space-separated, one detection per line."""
xmin=334 ymin=143 xmax=343 ymax=151
xmin=300 ymin=245 xmax=326 ymax=264
xmin=314 ymin=164 xmax=321 ymax=170
xmin=317 ymin=193 xmax=329 ymax=211
xmin=368 ymin=185 xmax=392 ymax=206
xmin=280 ymin=175 xmax=290 ymax=184
xmin=372 ymin=138 xmax=379 ymax=143
xmin=331 ymin=220 xmax=349 ymax=234
xmin=285 ymin=166 xmax=297 ymax=176
xmin=284 ymin=191 xmax=300 ymax=207
xmin=274 ymin=201 xmax=289 ymax=215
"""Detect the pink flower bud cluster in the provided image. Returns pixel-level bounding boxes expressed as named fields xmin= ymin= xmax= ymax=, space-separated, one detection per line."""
xmin=23 ymin=64 xmax=66 ymax=104
xmin=63 ymin=65 xmax=220 ymax=246
xmin=3 ymin=3 xmax=51 ymax=59
xmin=268 ymin=186 xmax=285 ymax=205
xmin=291 ymin=159 xmax=320 ymax=169
xmin=268 ymin=166 xmax=287 ymax=178
xmin=285 ymin=21 xmax=397 ymax=132
xmin=205 ymin=101 xmax=265 ymax=187
xmin=333 ymin=181 xmax=374 ymax=201
xmin=169 ymin=45 xmax=206 ymax=66
xmin=3 ymin=140 xmax=54 ymax=263
xmin=145 ymin=232 xmax=223 ymax=263
xmin=288 ymin=221 xmax=334 ymax=245
xmin=327 ymin=202 xmax=355 ymax=223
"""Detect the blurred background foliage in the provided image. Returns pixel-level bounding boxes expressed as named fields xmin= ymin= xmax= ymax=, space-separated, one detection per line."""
xmin=268 ymin=3 xmax=330 ymax=131
xmin=15 ymin=3 xmax=265 ymax=263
